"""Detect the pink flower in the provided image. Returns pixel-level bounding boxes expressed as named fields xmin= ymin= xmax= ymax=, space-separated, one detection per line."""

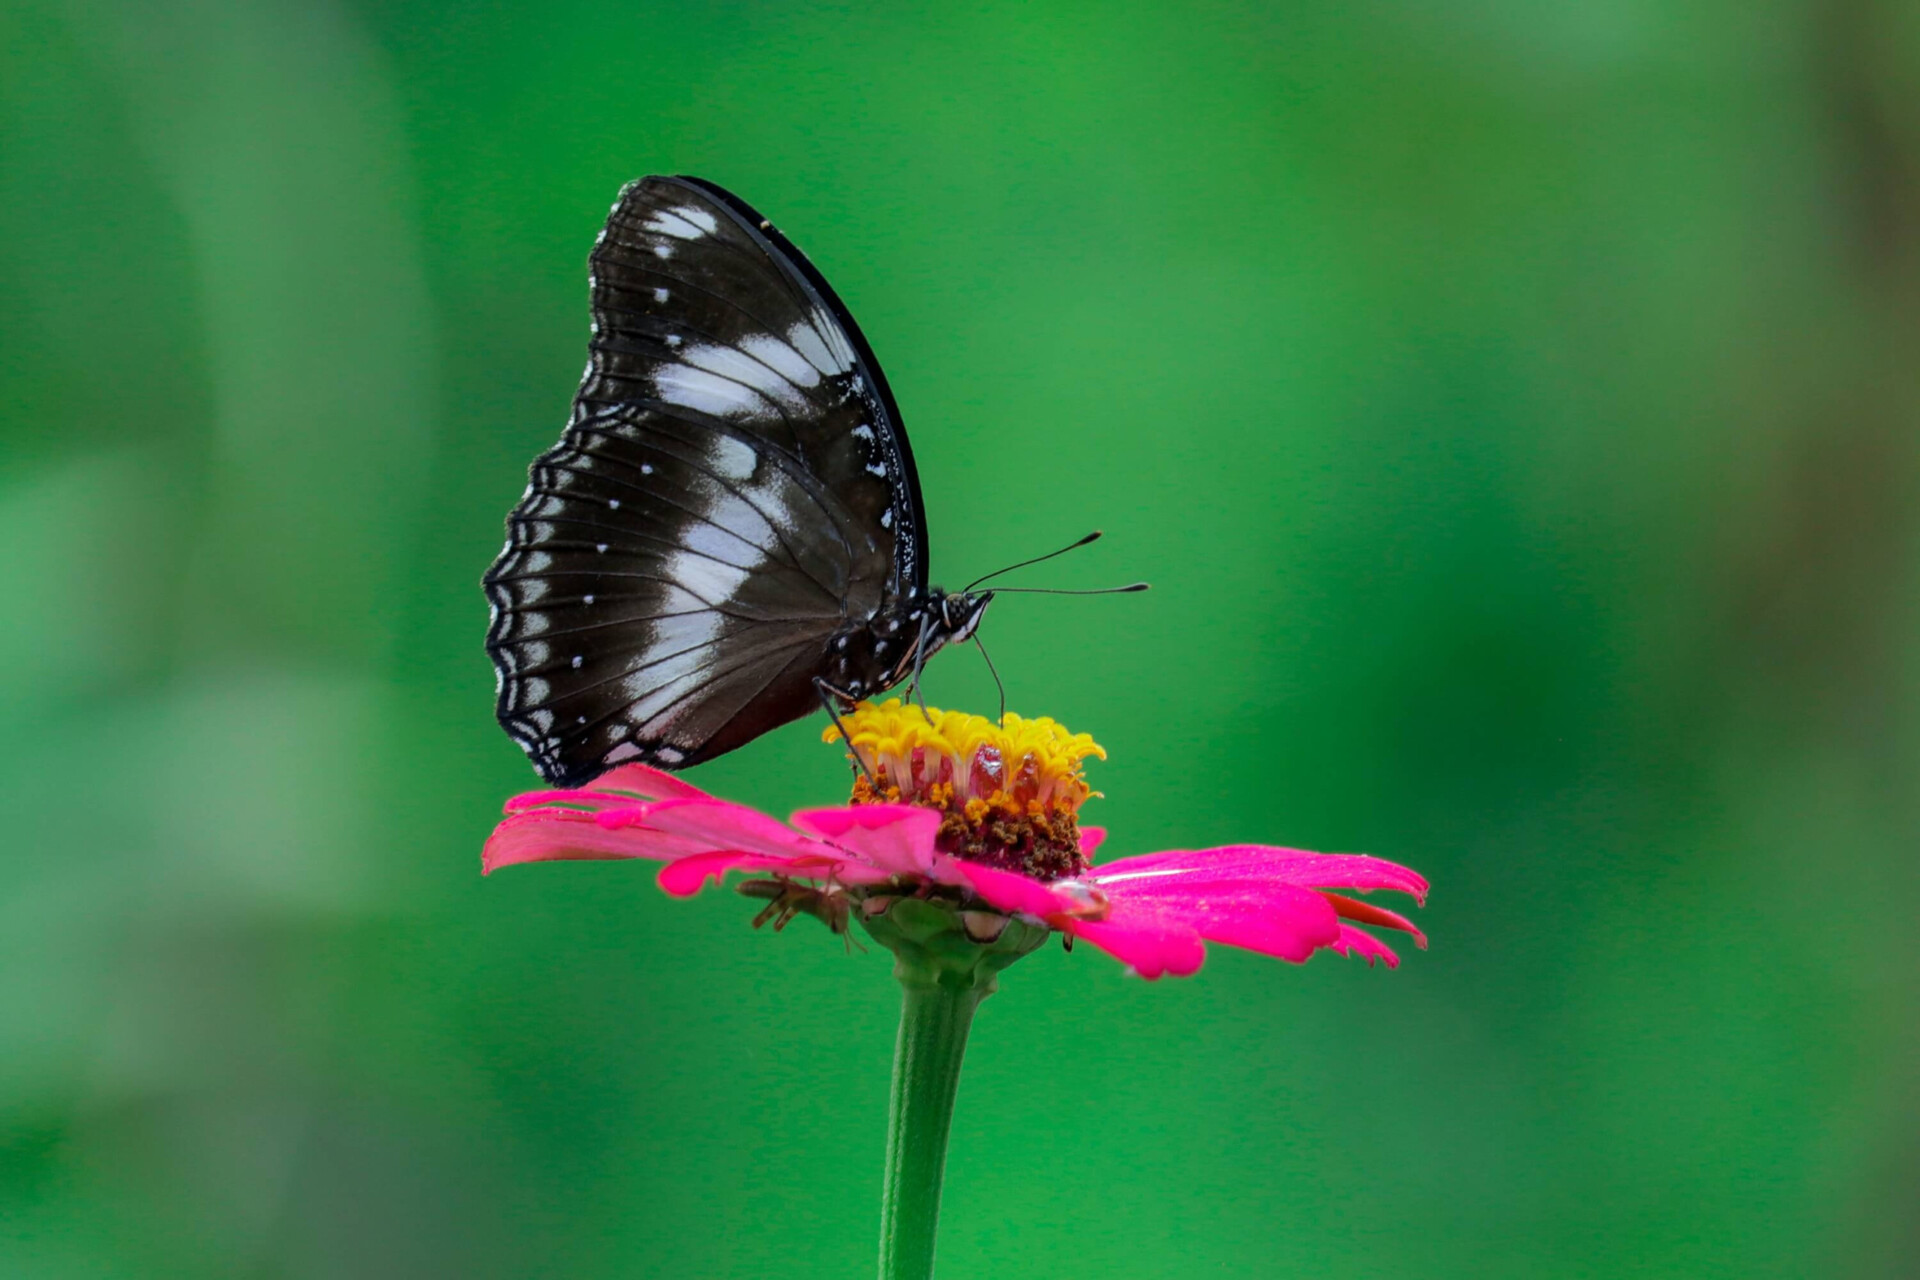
xmin=484 ymin=703 xmax=1426 ymax=979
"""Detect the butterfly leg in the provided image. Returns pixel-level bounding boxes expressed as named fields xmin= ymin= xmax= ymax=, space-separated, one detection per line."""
xmin=813 ymin=677 xmax=883 ymax=791
xmin=906 ymin=612 xmax=936 ymax=725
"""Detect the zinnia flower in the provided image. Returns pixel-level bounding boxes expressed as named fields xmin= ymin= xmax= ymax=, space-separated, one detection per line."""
xmin=483 ymin=701 xmax=1426 ymax=978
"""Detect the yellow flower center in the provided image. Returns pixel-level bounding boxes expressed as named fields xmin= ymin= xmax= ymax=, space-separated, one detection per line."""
xmin=824 ymin=700 xmax=1106 ymax=880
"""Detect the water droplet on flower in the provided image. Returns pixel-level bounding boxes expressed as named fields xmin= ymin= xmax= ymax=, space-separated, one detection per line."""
xmin=1052 ymin=879 xmax=1110 ymax=920
xmin=969 ymin=744 xmax=1004 ymax=797
xmin=960 ymin=911 xmax=1008 ymax=943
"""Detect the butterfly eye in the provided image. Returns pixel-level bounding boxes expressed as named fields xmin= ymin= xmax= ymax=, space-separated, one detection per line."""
xmin=945 ymin=596 xmax=990 ymax=643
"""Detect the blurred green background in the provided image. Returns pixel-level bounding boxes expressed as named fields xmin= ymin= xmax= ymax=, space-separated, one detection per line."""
xmin=4 ymin=0 xmax=1917 ymax=1275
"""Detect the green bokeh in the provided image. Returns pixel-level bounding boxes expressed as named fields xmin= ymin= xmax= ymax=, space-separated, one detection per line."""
xmin=4 ymin=1 xmax=1916 ymax=1275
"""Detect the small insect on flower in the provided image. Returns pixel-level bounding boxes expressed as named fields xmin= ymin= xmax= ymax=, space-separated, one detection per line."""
xmin=484 ymin=700 xmax=1428 ymax=979
xmin=735 ymin=876 xmax=853 ymax=936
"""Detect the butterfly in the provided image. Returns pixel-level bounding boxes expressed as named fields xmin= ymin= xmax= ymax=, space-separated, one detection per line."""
xmin=483 ymin=175 xmax=997 ymax=786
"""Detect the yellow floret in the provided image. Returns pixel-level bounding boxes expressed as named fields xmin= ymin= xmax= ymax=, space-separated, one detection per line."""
xmin=823 ymin=699 xmax=1105 ymax=814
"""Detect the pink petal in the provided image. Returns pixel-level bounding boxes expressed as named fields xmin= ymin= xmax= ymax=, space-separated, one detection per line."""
xmin=1079 ymin=826 xmax=1108 ymax=858
xmin=482 ymin=808 xmax=714 ymax=874
xmin=1330 ymin=923 xmax=1402 ymax=968
xmin=792 ymin=805 xmax=943 ymax=879
xmin=621 ymin=798 xmax=838 ymax=862
xmin=589 ymin=804 xmax=656 ymax=830
xmin=656 ymin=850 xmax=855 ymax=897
xmin=1059 ymin=914 xmax=1206 ymax=980
xmin=1092 ymin=845 xmax=1428 ymax=903
xmin=502 ymin=763 xmax=710 ymax=814
xmin=950 ymin=861 xmax=1084 ymax=918
xmin=1324 ymin=893 xmax=1427 ymax=947
xmin=1182 ymin=898 xmax=1342 ymax=963
xmin=589 ymin=762 xmax=713 ymax=801
xmin=1100 ymin=877 xmax=1344 ymax=964
xmin=504 ymin=787 xmax=637 ymax=815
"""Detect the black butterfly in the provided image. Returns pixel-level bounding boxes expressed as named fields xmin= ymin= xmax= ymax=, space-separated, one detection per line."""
xmin=484 ymin=176 xmax=995 ymax=786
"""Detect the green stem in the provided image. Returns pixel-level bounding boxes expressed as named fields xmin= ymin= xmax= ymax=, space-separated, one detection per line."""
xmin=860 ymin=896 xmax=1048 ymax=1280
xmin=877 ymin=969 xmax=984 ymax=1280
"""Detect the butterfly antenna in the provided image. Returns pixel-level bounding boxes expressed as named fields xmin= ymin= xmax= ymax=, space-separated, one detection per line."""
xmin=984 ymin=582 xmax=1150 ymax=596
xmin=973 ymin=630 xmax=1007 ymax=726
xmin=813 ymin=678 xmax=881 ymax=791
xmin=964 ymin=530 xmax=1104 ymax=592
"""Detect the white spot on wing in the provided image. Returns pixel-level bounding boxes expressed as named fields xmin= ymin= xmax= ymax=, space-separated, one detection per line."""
xmin=606 ymin=742 xmax=642 ymax=764
xmin=703 ymin=493 xmax=775 ymax=553
xmin=679 ymin=519 xmax=761 ymax=573
xmin=676 ymin=341 xmax=808 ymax=414
xmin=710 ymin=434 xmax=756 ymax=480
xmin=654 ymin=287 xmax=670 ymax=303
xmin=786 ymin=317 xmax=850 ymax=377
xmin=651 ymin=365 xmax=756 ymax=418
xmin=649 ymin=611 xmax=727 ymax=655
xmin=644 ymin=205 xmax=717 ymax=239
xmin=664 ymin=545 xmax=752 ymax=605
xmin=740 ymin=334 xmax=822 ymax=389
xmin=813 ymin=307 xmax=857 ymax=373
xmin=622 ymin=646 xmax=716 ymax=715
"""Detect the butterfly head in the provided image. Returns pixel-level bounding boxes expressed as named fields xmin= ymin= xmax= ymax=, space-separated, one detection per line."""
xmin=935 ymin=589 xmax=992 ymax=644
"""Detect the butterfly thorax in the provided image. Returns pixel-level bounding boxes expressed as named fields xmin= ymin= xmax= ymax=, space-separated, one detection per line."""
xmin=823 ymin=588 xmax=992 ymax=702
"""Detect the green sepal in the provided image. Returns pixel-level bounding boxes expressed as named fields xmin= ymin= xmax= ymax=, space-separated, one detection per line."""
xmin=858 ymin=895 xmax=1050 ymax=994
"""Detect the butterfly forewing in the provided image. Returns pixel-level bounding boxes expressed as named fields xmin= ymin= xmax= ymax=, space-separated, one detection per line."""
xmin=584 ymin=176 xmax=924 ymax=592
xmin=485 ymin=177 xmax=930 ymax=785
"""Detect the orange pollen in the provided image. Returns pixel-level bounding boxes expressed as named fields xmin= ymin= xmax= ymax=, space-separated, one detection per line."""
xmin=829 ymin=700 xmax=1106 ymax=881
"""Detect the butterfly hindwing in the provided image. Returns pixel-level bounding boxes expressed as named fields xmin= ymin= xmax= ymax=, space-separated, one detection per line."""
xmin=487 ymin=403 xmax=880 ymax=779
